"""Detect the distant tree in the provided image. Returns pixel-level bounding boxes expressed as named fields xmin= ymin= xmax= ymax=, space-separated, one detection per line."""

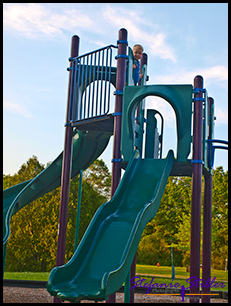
xmin=4 ymin=156 xmax=110 ymax=272
xmin=3 ymin=155 xmax=45 ymax=189
xmin=65 ymin=177 xmax=107 ymax=261
xmin=5 ymin=187 xmax=60 ymax=272
xmin=137 ymin=169 xmax=228 ymax=269
xmin=83 ymin=159 xmax=111 ymax=200
xmin=137 ymin=176 xmax=191 ymax=266
xmin=3 ymin=155 xmax=227 ymax=271
xmin=3 ymin=174 xmax=11 ymax=190
xmin=211 ymin=167 xmax=228 ymax=269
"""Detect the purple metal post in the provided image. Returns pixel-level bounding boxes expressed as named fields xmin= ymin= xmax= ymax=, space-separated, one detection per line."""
xmin=110 ymin=28 xmax=127 ymax=197
xmin=202 ymin=173 xmax=213 ymax=303
xmin=129 ymin=253 xmax=137 ymax=303
xmin=107 ymin=28 xmax=127 ymax=304
xmin=201 ymin=97 xmax=214 ymax=303
xmin=54 ymin=35 xmax=79 ymax=303
xmin=139 ymin=53 xmax=148 ymax=86
xmin=129 ymin=52 xmax=148 ymax=303
xmin=190 ymin=75 xmax=203 ymax=303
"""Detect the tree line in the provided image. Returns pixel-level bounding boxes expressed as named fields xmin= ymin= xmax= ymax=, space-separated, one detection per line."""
xmin=3 ymin=155 xmax=228 ymax=272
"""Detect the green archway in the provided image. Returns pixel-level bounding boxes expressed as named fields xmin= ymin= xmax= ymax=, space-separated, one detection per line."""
xmin=121 ymin=84 xmax=193 ymax=163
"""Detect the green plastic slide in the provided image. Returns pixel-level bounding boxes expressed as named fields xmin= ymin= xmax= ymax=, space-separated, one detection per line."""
xmin=47 ymin=149 xmax=174 ymax=302
xmin=3 ymin=129 xmax=112 ymax=248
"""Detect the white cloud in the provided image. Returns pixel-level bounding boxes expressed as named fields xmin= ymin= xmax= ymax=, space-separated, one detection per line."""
xmin=3 ymin=3 xmax=175 ymax=61
xmin=145 ymin=96 xmax=176 ymax=127
xmin=102 ymin=6 xmax=176 ymax=62
xmin=215 ymin=108 xmax=228 ymax=126
xmin=201 ymin=66 xmax=228 ymax=82
xmin=3 ymin=101 xmax=32 ymax=118
xmin=153 ymin=65 xmax=228 ymax=85
xmin=3 ymin=3 xmax=94 ymax=39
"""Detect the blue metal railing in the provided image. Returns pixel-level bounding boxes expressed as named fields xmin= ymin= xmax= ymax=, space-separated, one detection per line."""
xmin=206 ymin=139 xmax=228 ymax=169
xmin=67 ymin=44 xmax=118 ymax=126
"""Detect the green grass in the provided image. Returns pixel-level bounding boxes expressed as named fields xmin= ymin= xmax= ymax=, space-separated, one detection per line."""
xmin=4 ymin=265 xmax=228 ymax=292
xmin=136 ymin=264 xmax=228 ymax=281
xmin=135 ymin=264 xmax=228 ymax=292
xmin=4 ymin=272 xmax=49 ymax=282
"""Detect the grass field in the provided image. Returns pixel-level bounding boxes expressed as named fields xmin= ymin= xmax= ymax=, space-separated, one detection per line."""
xmin=136 ymin=264 xmax=228 ymax=281
xmin=135 ymin=265 xmax=228 ymax=292
xmin=4 ymin=265 xmax=228 ymax=292
xmin=4 ymin=271 xmax=49 ymax=282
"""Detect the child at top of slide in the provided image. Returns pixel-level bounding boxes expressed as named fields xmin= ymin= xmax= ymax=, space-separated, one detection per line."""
xmin=132 ymin=44 xmax=144 ymax=85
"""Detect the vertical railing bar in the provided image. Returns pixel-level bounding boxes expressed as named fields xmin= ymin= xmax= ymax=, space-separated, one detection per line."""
xmin=75 ymin=60 xmax=82 ymax=120
xmin=79 ymin=57 xmax=85 ymax=120
xmin=107 ymin=47 xmax=113 ymax=114
xmin=103 ymin=48 xmax=109 ymax=114
xmin=107 ymin=47 xmax=111 ymax=113
xmin=75 ymin=59 xmax=81 ymax=121
xmin=71 ymin=60 xmax=78 ymax=122
xmin=83 ymin=57 xmax=86 ymax=119
xmin=71 ymin=60 xmax=76 ymax=122
xmin=86 ymin=54 xmax=90 ymax=118
xmin=72 ymin=60 xmax=78 ymax=122
xmin=82 ymin=56 xmax=86 ymax=119
xmin=99 ymin=49 xmax=105 ymax=115
xmin=96 ymin=51 xmax=101 ymax=116
xmin=86 ymin=55 xmax=90 ymax=118
xmin=83 ymin=55 xmax=89 ymax=119
xmin=88 ymin=53 xmax=93 ymax=118
xmin=91 ymin=52 xmax=97 ymax=117
xmin=68 ymin=60 xmax=75 ymax=122
xmin=108 ymin=47 xmax=112 ymax=113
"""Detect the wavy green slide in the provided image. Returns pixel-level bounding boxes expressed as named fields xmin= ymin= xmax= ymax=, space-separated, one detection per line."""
xmin=3 ymin=129 xmax=112 ymax=248
xmin=47 ymin=149 xmax=174 ymax=302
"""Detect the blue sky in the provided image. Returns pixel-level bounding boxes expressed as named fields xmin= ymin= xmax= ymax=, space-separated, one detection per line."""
xmin=3 ymin=3 xmax=228 ymax=175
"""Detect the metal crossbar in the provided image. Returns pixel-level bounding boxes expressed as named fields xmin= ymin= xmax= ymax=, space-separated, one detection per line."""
xmin=205 ymin=139 xmax=228 ymax=169
xmin=67 ymin=44 xmax=118 ymax=126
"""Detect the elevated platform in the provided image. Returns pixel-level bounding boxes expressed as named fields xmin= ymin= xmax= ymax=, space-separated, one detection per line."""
xmin=70 ymin=114 xmax=211 ymax=178
xmin=122 ymin=159 xmax=211 ymax=178
xmin=72 ymin=114 xmax=114 ymax=134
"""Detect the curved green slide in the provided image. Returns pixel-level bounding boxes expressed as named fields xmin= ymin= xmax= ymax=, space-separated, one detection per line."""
xmin=47 ymin=149 xmax=174 ymax=302
xmin=3 ymin=128 xmax=112 ymax=251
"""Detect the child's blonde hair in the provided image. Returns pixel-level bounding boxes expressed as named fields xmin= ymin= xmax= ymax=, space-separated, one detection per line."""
xmin=133 ymin=44 xmax=144 ymax=53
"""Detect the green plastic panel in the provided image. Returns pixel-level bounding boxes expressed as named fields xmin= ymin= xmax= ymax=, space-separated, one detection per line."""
xmin=126 ymin=47 xmax=135 ymax=86
xmin=121 ymin=84 xmax=193 ymax=163
xmin=145 ymin=110 xmax=158 ymax=158
xmin=47 ymin=150 xmax=174 ymax=302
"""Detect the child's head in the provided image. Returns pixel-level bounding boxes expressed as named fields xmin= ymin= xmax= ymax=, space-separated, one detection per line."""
xmin=133 ymin=44 xmax=144 ymax=61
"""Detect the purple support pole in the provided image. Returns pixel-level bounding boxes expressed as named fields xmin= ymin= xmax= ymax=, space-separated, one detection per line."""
xmin=201 ymin=97 xmax=214 ymax=303
xmin=129 ymin=253 xmax=137 ymax=303
xmin=140 ymin=53 xmax=148 ymax=78
xmin=54 ymin=35 xmax=79 ymax=303
xmin=106 ymin=28 xmax=127 ymax=304
xmin=190 ymin=75 xmax=203 ymax=303
xmin=202 ymin=173 xmax=213 ymax=303
xmin=110 ymin=28 xmax=127 ymax=197
xmin=129 ymin=52 xmax=148 ymax=303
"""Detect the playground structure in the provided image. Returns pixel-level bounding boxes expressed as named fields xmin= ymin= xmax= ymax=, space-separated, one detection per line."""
xmin=3 ymin=28 xmax=228 ymax=303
